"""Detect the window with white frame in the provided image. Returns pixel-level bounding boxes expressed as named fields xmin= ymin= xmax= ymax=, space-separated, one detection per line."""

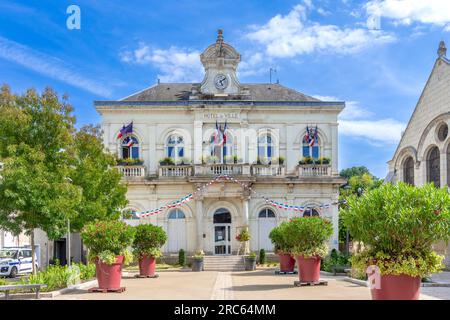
xmin=121 ymin=136 xmax=139 ymax=159
xmin=166 ymin=134 xmax=185 ymax=163
xmin=258 ymin=133 xmax=274 ymax=163
xmin=209 ymin=133 xmax=235 ymax=163
xmin=302 ymin=135 xmax=320 ymax=159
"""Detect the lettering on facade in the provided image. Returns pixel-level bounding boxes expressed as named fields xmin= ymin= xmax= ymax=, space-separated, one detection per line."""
xmin=203 ymin=113 xmax=239 ymax=120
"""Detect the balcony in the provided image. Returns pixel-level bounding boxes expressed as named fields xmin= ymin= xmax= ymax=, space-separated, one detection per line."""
xmin=252 ymin=165 xmax=285 ymax=177
xmin=159 ymin=165 xmax=193 ymax=177
xmin=194 ymin=163 xmax=251 ymax=176
xmin=116 ymin=165 xmax=146 ymax=178
xmin=297 ymin=164 xmax=331 ymax=177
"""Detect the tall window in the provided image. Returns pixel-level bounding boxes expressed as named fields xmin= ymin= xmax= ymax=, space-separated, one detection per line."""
xmin=302 ymin=136 xmax=320 ymax=159
xmin=403 ymin=157 xmax=415 ymax=185
xmin=167 ymin=134 xmax=184 ymax=163
xmin=447 ymin=144 xmax=450 ymax=186
xmin=427 ymin=147 xmax=440 ymax=187
xmin=210 ymin=134 xmax=234 ymax=163
xmin=121 ymin=136 xmax=139 ymax=159
xmin=258 ymin=134 xmax=274 ymax=162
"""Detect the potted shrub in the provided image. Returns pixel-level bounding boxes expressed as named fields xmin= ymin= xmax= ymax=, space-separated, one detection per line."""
xmin=159 ymin=157 xmax=175 ymax=166
xmin=317 ymin=157 xmax=330 ymax=165
xmin=244 ymin=252 xmax=257 ymax=271
xmin=285 ymin=217 xmax=333 ymax=283
xmin=269 ymin=222 xmax=296 ymax=273
xmin=278 ymin=156 xmax=285 ymax=165
xmin=117 ymin=158 xmax=144 ymax=166
xmin=342 ymin=183 xmax=450 ymax=300
xmin=205 ymin=155 xmax=219 ymax=164
xmin=236 ymin=229 xmax=251 ymax=255
xmin=298 ymin=156 xmax=314 ymax=165
xmin=177 ymin=157 xmax=191 ymax=165
xmin=224 ymin=155 xmax=234 ymax=164
xmin=132 ymin=224 xmax=167 ymax=278
xmin=81 ymin=220 xmax=135 ymax=290
xmin=192 ymin=250 xmax=205 ymax=272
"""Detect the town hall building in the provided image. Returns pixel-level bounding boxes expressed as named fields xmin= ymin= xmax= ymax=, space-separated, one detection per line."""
xmin=34 ymin=30 xmax=346 ymax=266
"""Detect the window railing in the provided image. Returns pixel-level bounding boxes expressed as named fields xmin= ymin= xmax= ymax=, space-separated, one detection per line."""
xmin=298 ymin=164 xmax=331 ymax=177
xmin=159 ymin=165 xmax=193 ymax=177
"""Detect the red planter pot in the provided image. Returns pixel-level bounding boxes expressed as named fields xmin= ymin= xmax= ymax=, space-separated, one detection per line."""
xmin=138 ymin=255 xmax=156 ymax=277
xmin=296 ymin=255 xmax=321 ymax=283
xmin=95 ymin=255 xmax=124 ymax=290
xmin=371 ymin=274 xmax=421 ymax=300
xmin=278 ymin=253 xmax=296 ymax=272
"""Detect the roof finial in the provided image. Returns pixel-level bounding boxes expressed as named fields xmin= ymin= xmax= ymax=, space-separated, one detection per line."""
xmin=438 ymin=40 xmax=447 ymax=58
xmin=217 ymin=29 xmax=224 ymax=43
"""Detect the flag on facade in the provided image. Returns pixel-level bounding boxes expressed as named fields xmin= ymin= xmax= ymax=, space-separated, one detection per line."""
xmin=221 ymin=120 xmax=228 ymax=146
xmin=117 ymin=122 xmax=133 ymax=139
xmin=125 ymin=137 xmax=134 ymax=147
xmin=305 ymin=125 xmax=310 ymax=145
xmin=214 ymin=120 xmax=220 ymax=144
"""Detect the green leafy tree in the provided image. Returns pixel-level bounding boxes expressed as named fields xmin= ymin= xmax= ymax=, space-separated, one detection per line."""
xmin=69 ymin=124 xmax=128 ymax=231
xmin=338 ymin=166 xmax=383 ymax=248
xmin=0 ymin=85 xmax=82 ymax=273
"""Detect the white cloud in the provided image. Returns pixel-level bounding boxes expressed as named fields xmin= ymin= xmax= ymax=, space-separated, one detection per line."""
xmin=0 ymin=36 xmax=111 ymax=97
xmin=339 ymin=119 xmax=406 ymax=145
xmin=314 ymin=94 xmax=405 ymax=144
xmin=120 ymin=43 xmax=203 ymax=82
xmin=245 ymin=4 xmax=395 ymax=58
xmin=365 ymin=0 xmax=450 ymax=27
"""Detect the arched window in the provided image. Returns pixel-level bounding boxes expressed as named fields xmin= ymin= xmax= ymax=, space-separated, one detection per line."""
xmin=166 ymin=134 xmax=184 ymax=163
xmin=303 ymin=208 xmax=320 ymax=217
xmin=168 ymin=209 xmax=185 ymax=219
xmin=213 ymin=208 xmax=232 ymax=223
xmin=302 ymin=136 xmax=320 ymax=160
xmin=447 ymin=144 xmax=450 ymax=186
xmin=427 ymin=147 xmax=440 ymax=187
xmin=258 ymin=208 xmax=276 ymax=218
xmin=258 ymin=134 xmax=274 ymax=163
xmin=121 ymin=136 xmax=139 ymax=159
xmin=209 ymin=133 xmax=235 ymax=163
xmin=403 ymin=157 xmax=415 ymax=185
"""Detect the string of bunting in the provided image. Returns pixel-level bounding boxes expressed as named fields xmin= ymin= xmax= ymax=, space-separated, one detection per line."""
xmin=135 ymin=174 xmax=339 ymax=219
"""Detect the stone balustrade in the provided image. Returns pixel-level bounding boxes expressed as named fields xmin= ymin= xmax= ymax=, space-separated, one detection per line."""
xmin=298 ymin=164 xmax=332 ymax=177
xmin=194 ymin=163 xmax=251 ymax=176
xmin=252 ymin=165 xmax=285 ymax=177
xmin=115 ymin=165 xmax=146 ymax=178
xmin=159 ymin=165 xmax=193 ymax=177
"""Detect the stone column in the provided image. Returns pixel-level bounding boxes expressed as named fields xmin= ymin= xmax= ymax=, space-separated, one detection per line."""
xmin=195 ymin=195 xmax=204 ymax=251
xmin=331 ymin=123 xmax=338 ymax=175
xmin=194 ymin=120 xmax=203 ymax=164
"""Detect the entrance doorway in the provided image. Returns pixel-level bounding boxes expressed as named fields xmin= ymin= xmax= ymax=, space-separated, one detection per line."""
xmin=213 ymin=208 xmax=232 ymax=255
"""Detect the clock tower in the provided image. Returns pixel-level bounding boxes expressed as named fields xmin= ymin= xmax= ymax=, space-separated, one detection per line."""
xmin=200 ymin=29 xmax=242 ymax=96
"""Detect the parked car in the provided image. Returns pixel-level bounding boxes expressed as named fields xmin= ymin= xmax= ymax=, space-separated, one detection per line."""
xmin=0 ymin=247 xmax=38 ymax=278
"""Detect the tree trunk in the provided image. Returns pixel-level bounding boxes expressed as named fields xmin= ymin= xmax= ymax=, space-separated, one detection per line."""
xmin=31 ymin=230 xmax=36 ymax=275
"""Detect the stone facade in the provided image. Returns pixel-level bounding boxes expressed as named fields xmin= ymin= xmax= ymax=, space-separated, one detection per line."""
xmin=34 ymin=31 xmax=346 ymax=264
xmin=387 ymin=41 xmax=450 ymax=266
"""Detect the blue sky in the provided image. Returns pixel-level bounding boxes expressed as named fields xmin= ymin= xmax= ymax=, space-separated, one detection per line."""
xmin=1 ymin=0 xmax=450 ymax=178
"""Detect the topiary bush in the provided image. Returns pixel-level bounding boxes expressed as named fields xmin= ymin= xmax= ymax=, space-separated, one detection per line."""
xmin=259 ymin=249 xmax=266 ymax=265
xmin=178 ymin=249 xmax=186 ymax=266
xmin=269 ymin=222 xmax=291 ymax=254
xmin=284 ymin=217 xmax=333 ymax=258
xmin=132 ymin=223 xmax=167 ymax=259
xmin=342 ymin=182 xmax=450 ymax=277
xmin=81 ymin=220 xmax=135 ymax=265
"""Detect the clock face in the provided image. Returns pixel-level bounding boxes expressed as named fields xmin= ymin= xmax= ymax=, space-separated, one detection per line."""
xmin=214 ymin=74 xmax=229 ymax=90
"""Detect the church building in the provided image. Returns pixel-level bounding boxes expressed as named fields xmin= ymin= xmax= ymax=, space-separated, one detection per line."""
xmin=387 ymin=41 xmax=450 ymax=266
